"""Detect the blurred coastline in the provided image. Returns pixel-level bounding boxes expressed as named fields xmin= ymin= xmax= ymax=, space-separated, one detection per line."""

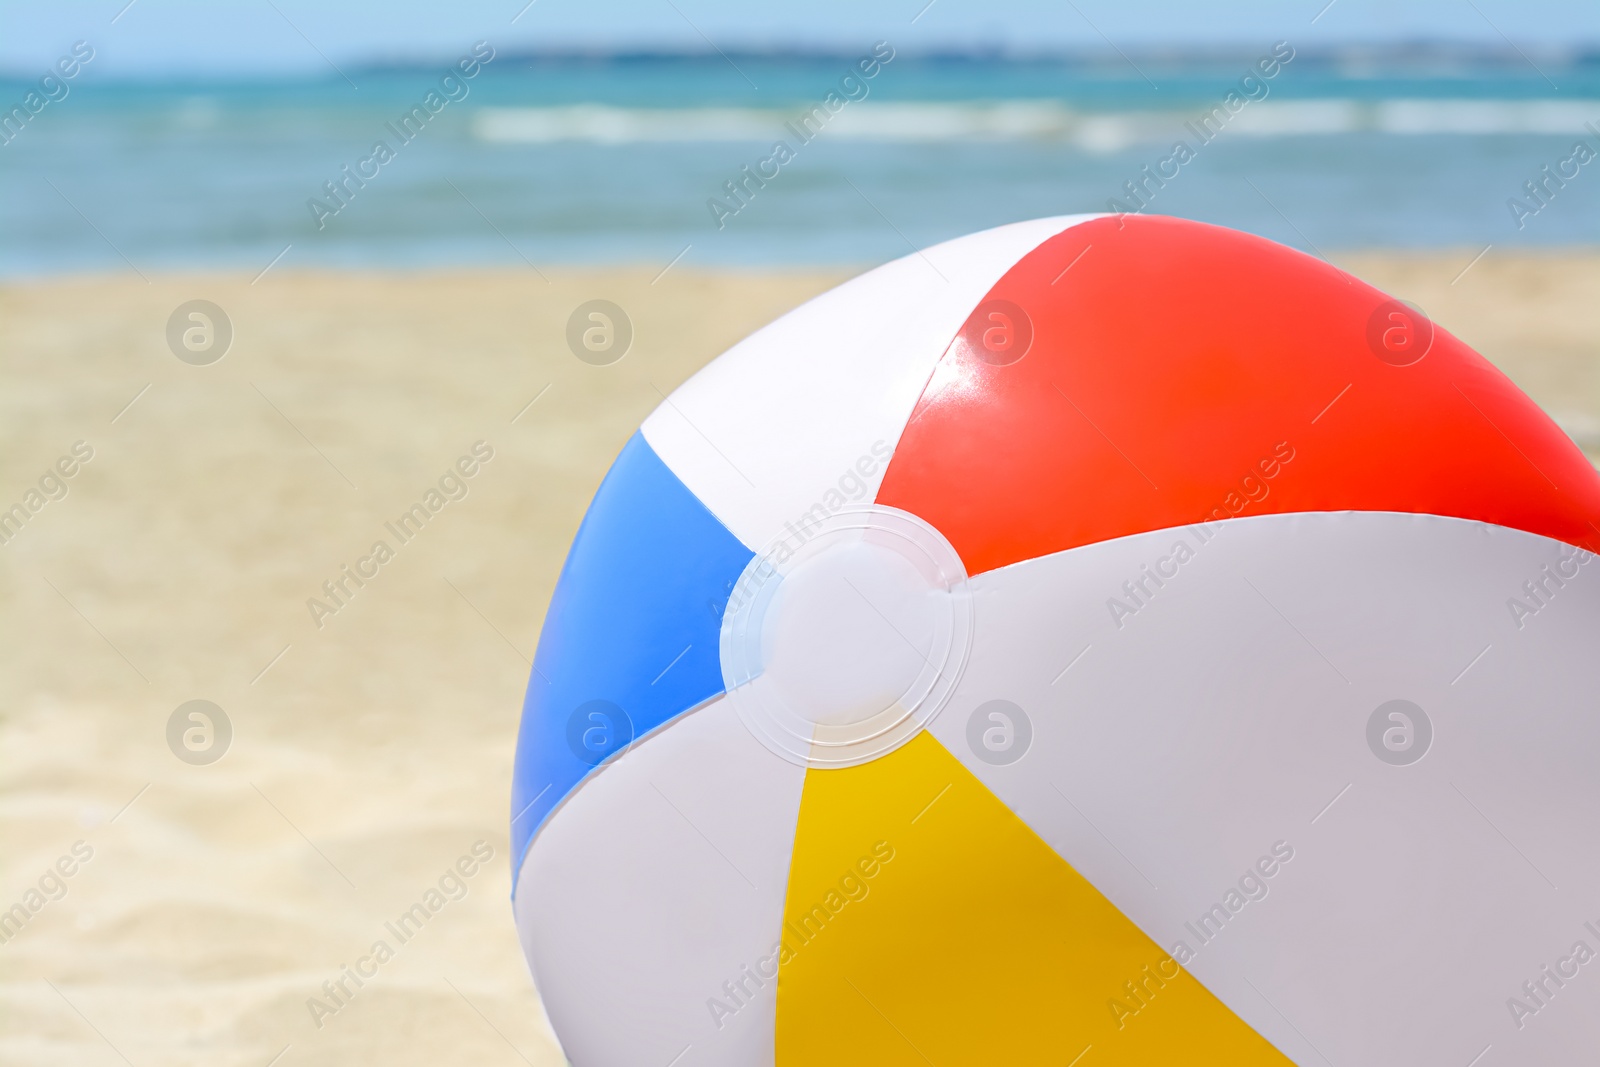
xmin=6 ymin=45 xmax=1600 ymax=277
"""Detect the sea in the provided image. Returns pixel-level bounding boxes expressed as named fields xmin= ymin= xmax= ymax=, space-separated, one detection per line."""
xmin=5 ymin=47 xmax=1600 ymax=276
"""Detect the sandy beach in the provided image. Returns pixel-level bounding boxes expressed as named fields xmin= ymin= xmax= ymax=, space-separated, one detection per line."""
xmin=2 ymin=250 xmax=1598 ymax=1066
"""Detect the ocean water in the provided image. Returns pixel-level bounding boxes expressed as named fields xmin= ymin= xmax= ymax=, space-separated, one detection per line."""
xmin=5 ymin=50 xmax=1600 ymax=276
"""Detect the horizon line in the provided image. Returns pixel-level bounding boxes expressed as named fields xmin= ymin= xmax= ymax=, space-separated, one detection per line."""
xmin=5 ymin=38 xmax=1600 ymax=82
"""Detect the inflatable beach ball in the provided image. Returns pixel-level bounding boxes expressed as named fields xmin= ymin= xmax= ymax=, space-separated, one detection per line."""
xmin=512 ymin=214 xmax=1600 ymax=1065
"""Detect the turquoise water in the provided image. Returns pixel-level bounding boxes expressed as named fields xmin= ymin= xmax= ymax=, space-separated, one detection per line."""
xmin=5 ymin=50 xmax=1600 ymax=275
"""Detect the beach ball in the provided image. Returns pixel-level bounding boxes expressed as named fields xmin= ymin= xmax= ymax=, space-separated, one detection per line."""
xmin=511 ymin=214 xmax=1600 ymax=1065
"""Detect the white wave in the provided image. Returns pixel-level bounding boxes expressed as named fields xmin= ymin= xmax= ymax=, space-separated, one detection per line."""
xmin=471 ymin=105 xmax=774 ymax=144
xmin=1374 ymin=99 xmax=1600 ymax=134
xmin=1224 ymin=100 xmax=1365 ymax=135
xmin=472 ymin=100 xmax=1600 ymax=147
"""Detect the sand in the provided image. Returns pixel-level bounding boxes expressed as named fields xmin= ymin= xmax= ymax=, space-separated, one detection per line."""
xmin=1 ymin=250 xmax=1597 ymax=1066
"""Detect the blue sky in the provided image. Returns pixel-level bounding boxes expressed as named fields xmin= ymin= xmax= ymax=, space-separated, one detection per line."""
xmin=2 ymin=0 xmax=1599 ymax=77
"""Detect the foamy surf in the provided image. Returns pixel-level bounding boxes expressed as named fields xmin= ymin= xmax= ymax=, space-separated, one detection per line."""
xmin=473 ymin=99 xmax=1600 ymax=150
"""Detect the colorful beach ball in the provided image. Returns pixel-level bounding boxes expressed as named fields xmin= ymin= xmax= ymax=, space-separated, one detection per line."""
xmin=512 ymin=214 xmax=1600 ymax=1065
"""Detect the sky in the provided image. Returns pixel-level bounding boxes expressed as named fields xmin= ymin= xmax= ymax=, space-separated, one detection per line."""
xmin=2 ymin=0 xmax=1600 ymax=78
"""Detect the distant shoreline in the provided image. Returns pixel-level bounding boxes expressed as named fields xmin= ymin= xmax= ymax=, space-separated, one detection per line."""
xmin=5 ymin=41 xmax=1600 ymax=84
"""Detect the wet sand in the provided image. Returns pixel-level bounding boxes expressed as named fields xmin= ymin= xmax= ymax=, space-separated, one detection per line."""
xmin=1 ymin=250 xmax=1596 ymax=1065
